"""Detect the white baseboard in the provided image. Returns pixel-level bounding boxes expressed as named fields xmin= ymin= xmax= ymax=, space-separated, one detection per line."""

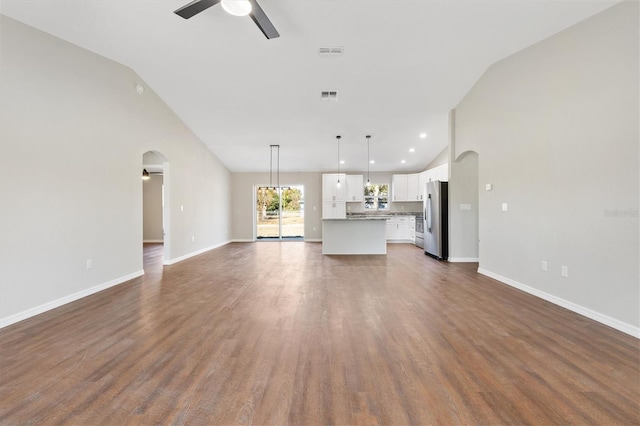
xmin=231 ymin=239 xmax=254 ymax=243
xmin=143 ymin=239 xmax=164 ymax=243
xmin=449 ymin=257 xmax=480 ymax=263
xmin=163 ymin=241 xmax=231 ymax=265
xmin=304 ymin=239 xmax=322 ymax=242
xmin=0 ymin=269 xmax=145 ymax=330
xmin=478 ymin=268 xmax=639 ymax=339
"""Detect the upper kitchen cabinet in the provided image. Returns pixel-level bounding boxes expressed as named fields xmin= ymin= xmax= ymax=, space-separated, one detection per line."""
xmin=407 ymin=173 xmax=421 ymax=201
xmin=423 ymin=164 xmax=449 ymax=183
xmin=346 ymin=175 xmax=364 ymax=202
xmin=392 ymin=173 xmax=421 ymax=202
xmin=391 ymin=174 xmax=408 ymax=202
xmin=323 ymin=173 xmax=346 ymax=201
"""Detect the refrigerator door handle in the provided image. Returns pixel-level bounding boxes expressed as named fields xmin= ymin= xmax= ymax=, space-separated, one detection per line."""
xmin=427 ymin=194 xmax=432 ymax=233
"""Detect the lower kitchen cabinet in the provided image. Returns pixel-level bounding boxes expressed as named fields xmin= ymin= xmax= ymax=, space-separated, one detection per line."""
xmin=386 ymin=216 xmax=414 ymax=242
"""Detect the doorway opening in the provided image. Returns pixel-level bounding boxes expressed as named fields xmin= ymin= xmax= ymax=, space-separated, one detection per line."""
xmin=142 ymin=150 xmax=170 ymax=266
xmin=255 ymin=185 xmax=304 ymax=240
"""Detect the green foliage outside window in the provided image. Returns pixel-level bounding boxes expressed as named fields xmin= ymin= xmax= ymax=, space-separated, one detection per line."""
xmin=364 ymin=184 xmax=389 ymax=210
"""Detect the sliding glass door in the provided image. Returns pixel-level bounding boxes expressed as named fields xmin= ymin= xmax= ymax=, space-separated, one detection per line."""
xmin=256 ymin=185 xmax=304 ymax=240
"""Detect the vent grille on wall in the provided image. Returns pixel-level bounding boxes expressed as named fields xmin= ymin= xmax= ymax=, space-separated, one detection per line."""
xmin=318 ymin=47 xmax=344 ymax=56
xmin=321 ymin=91 xmax=338 ymax=101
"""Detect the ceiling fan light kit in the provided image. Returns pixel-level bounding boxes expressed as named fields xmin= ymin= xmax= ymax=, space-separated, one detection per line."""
xmin=174 ymin=0 xmax=279 ymax=39
xmin=220 ymin=0 xmax=251 ymax=16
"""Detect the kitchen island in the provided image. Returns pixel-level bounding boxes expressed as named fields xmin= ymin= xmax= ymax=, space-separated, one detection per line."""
xmin=322 ymin=216 xmax=389 ymax=255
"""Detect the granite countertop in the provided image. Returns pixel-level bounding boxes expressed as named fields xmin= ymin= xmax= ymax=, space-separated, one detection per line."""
xmin=323 ymin=216 xmax=390 ymax=220
xmin=346 ymin=212 xmax=421 ymax=218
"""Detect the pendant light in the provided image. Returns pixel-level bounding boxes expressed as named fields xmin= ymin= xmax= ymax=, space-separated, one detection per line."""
xmin=142 ymin=169 xmax=150 ymax=180
xmin=336 ymin=135 xmax=342 ymax=188
xmin=366 ymin=135 xmax=371 ymax=186
xmin=258 ymin=144 xmax=280 ymax=191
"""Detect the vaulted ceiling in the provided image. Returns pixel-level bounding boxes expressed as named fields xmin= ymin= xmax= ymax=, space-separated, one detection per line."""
xmin=0 ymin=0 xmax=618 ymax=172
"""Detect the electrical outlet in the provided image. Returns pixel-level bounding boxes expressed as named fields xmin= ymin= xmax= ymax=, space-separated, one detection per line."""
xmin=181 ymin=205 xmax=184 ymax=212
xmin=86 ymin=259 xmax=93 ymax=270
xmin=541 ymin=261 xmax=547 ymax=272
xmin=191 ymin=235 xmax=195 ymax=242
xmin=561 ymin=265 xmax=568 ymax=278
xmin=313 ymin=227 xmax=317 ymax=231
xmin=502 ymin=203 xmax=508 ymax=211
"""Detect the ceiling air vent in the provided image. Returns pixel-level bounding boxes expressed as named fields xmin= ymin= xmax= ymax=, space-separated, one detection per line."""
xmin=318 ymin=47 xmax=344 ymax=57
xmin=321 ymin=91 xmax=338 ymax=101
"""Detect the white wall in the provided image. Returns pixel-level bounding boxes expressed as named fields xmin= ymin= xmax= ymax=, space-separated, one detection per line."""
xmin=143 ymin=174 xmax=163 ymax=242
xmin=454 ymin=2 xmax=639 ymax=334
xmin=0 ymin=17 xmax=232 ymax=326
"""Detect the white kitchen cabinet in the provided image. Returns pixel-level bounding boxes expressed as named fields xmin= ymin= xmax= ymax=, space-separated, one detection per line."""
xmin=391 ymin=174 xmax=408 ymax=202
xmin=323 ymin=201 xmax=346 ymax=219
xmin=409 ymin=215 xmax=416 ymax=241
xmin=407 ymin=173 xmax=421 ymax=201
xmin=386 ymin=216 xmax=412 ymax=241
xmin=386 ymin=219 xmax=395 ymax=239
xmin=393 ymin=173 xmax=422 ymax=202
xmin=422 ymin=164 xmax=449 ymax=183
xmin=437 ymin=164 xmax=449 ymax=182
xmin=323 ymin=173 xmax=346 ymax=201
xmin=346 ymin=175 xmax=364 ymax=202
xmin=418 ymin=171 xmax=428 ymax=200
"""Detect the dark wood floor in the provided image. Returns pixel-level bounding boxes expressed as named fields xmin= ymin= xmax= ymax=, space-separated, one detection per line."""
xmin=1 ymin=242 xmax=638 ymax=425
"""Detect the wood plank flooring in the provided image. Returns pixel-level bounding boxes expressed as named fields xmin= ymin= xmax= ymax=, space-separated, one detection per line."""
xmin=0 ymin=242 xmax=638 ymax=425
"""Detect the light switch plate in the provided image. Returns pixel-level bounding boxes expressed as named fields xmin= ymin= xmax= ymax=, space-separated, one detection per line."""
xmin=502 ymin=203 xmax=508 ymax=211
xmin=486 ymin=184 xmax=493 ymax=191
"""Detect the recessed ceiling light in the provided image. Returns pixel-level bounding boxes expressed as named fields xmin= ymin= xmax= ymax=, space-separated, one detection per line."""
xmin=409 ymin=148 xmax=415 ymax=153
xmin=401 ymin=160 xmax=406 ymax=164
xmin=340 ymin=160 xmax=345 ymax=164
xmin=419 ymin=133 xmax=427 ymax=139
xmin=370 ymin=160 xmax=375 ymax=164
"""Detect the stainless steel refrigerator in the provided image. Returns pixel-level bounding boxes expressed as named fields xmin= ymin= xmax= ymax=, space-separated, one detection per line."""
xmin=424 ymin=181 xmax=448 ymax=260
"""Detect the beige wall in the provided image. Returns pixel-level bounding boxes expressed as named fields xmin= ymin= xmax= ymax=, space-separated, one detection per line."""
xmin=448 ymin=150 xmax=479 ymax=261
xmin=454 ymin=2 xmax=639 ymax=333
xmin=0 ymin=17 xmax=231 ymax=325
xmin=426 ymin=147 xmax=449 ymax=170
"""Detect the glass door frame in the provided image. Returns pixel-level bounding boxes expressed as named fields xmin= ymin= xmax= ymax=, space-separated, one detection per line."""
xmin=254 ymin=184 xmax=304 ymax=241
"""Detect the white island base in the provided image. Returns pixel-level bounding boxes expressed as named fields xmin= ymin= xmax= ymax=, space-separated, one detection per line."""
xmin=322 ymin=218 xmax=387 ymax=255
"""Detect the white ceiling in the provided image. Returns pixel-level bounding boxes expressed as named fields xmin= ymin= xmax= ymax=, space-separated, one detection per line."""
xmin=0 ymin=0 xmax=618 ymax=173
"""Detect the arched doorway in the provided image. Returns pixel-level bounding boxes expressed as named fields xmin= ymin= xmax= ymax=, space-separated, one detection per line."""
xmin=142 ymin=150 xmax=170 ymax=265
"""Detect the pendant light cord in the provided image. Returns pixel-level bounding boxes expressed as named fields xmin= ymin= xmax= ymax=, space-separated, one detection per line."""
xmin=269 ymin=145 xmax=273 ymax=188
xmin=366 ymin=135 xmax=371 ymax=184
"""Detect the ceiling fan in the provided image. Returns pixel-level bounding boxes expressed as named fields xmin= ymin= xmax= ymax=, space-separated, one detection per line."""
xmin=174 ymin=0 xmax=280 ymax=39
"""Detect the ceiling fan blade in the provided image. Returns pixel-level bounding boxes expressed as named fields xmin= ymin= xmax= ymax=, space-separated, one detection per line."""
xmin=248 ymin=0 xmax=280 ymax=39
xmin=174 ymin=0 xmax=221 ymax=19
